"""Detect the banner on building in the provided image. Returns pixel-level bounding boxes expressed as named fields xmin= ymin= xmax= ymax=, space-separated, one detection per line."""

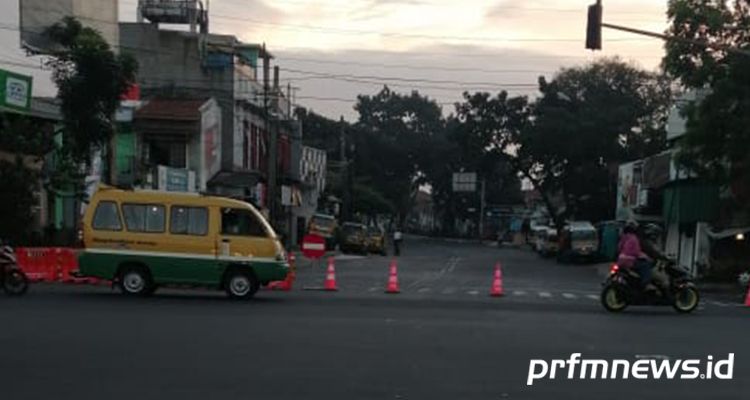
xmin=0 ymin=68 xmax=32 ymax=112
xmin=200 ymin=98 xmax=222 ymax=191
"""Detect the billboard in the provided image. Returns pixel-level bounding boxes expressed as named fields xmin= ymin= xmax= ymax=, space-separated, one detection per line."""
xmin=19 ymin=0 xmax=119 ymax=54
xmin=199 ymin=98 xmax=222 ymax=190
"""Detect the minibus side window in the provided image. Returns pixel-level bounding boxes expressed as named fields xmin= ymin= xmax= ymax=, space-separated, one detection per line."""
xmin=122 ymin=204 xmax=166 ymax=233
xmin=92 ymin=201 xmax=122 ymax=231
xmin=221 ymin=208 xmax=267 ymax=237
xmin=170 ymin=206 xmax=208 ymax=236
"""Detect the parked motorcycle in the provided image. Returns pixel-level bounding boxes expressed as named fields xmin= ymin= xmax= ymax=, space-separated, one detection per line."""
xmin=600 ymin=259 xmax=699 ymax=313
xmin=0 ymin=243 xmax=29 ymax=296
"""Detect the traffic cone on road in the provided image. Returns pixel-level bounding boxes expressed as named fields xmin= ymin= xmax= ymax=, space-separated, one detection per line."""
xmin=385 ymin=259 xmax=400 ymax=294
xmin=324 ymin=256 xmax=338 ymax=291
xmin=490 ymin=262 xmax=504 ymax=297
xmin=275 ymin=253 xmax=297 ymax=291
xmin=744 ymin=282 xmax=750 ymax=307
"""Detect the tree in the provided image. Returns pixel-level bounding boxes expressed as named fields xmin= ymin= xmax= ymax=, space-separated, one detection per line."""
xmin=0 ymin=113 xmax=54 ymax=243
xmin=457 ymin=58 xmax=672 ymax=227
xmin=354 ymin=86 xmax=445 ymax=223
xmin=45 ymin=17 xmax=137 ymax=165
xmin=663 ymin=0 xmax=750 ymax=189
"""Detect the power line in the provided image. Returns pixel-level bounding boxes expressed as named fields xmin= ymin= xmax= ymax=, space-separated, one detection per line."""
xmin=17 ymin=3 xmax=654 ymax=44
xmin=279 ymin=67 xmax=539 ymax=87
xmin=274 ymin=55 xmax=556 ymax=74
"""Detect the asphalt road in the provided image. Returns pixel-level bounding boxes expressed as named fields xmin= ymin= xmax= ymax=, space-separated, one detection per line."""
xmin=1 ymin=237 xmax=748 ymax=400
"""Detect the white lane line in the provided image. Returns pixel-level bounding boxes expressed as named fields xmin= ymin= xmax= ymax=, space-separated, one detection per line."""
xmin=538 ymin=292 xmax=552 ymax=298
xmin=467 ymin=290 xmax=479 ymax=296
xmin=710 ymin=301 xmax=728 ymax=307
xmin=368 ymin=287 xmax=379 ymax=292
xmin=562 ymin=293 xmax=577 ymax=300
xmin=417 ymin=287 xmax=431 ymax=294
xmin=442 ymin=287 xmax=456 ymax=295
xmin=586 ymin=294 xmax=599 ymax=301
xmin=513 ymin=290 xmax=527 ymax=296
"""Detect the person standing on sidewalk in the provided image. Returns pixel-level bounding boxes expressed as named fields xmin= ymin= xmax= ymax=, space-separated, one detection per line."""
xmin=393 ymin=227 xmax=403 ymax=256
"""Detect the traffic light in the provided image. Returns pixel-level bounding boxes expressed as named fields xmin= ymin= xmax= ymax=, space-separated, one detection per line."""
xmin=586 ymin=0 xmax=603 ymax=50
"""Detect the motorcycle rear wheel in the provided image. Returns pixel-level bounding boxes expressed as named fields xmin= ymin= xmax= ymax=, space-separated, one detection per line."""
xmin=601 ymin=285 xmax=628 ymax=312
xmin=673 ymin=286 xmax=699 ymax=313
xmin=3 ymin=269 xmax=29 ymax=296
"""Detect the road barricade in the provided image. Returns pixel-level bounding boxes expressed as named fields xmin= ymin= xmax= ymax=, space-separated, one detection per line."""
xmin=15 ymin=247 xmax=102 ymax=285
xmin=15 ymin=248 xmax=57 ymax=282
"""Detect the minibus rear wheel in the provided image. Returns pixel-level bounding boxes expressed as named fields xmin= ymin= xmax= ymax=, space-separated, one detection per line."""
xmin=118 ymin=264 xmax=154 ymax=297
xmin=224 ymin=269 xmax=259 ymax=300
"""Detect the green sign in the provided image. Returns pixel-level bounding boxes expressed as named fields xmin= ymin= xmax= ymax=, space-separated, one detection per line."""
xmin=0 ymin=68 xmax=33 ymax=112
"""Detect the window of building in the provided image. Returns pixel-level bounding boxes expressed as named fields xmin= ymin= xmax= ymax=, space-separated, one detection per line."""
xmin=170 ymin=206 xmax=208 ymax=236
xmin=146 ymin=138 xmax=187 ymax=168
xmin=221 ymin=208 xmax=267 ymax=237
xmin=122 ymin=204 xmax=166 ymax=233
xmin=92 ymin=201 xmax=122 ymax=231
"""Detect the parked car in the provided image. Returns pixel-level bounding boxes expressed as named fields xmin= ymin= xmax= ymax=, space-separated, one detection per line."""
xmin=557 ymin=221 xmax=599 ymax=263
xmin=308 ymin=213 xmax=338 ymax=250
xmin=536 ymin=227 xmax=559 ymax=257
xmin=339 ymin=222 xmax=368 ymax=254
xmin=366 ymin=225 xmax=387 ymax=256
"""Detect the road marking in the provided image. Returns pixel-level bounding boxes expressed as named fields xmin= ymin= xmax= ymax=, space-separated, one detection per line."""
xmin=538 ymin=292 xmax=552 ymax=298
xmin=442 ymin=288 xmax=456 ymax=295
xmin=586 ymin=294 xmax=599 ymax=301
xmin=417 ymin=287 xmax=431 ymax=294
xmin=710 ymin=301 xmax=728 ymax=307
xmin=562 ymin=293 xmax=577 ymax=299
xmin=367 ymin=287 xmax=379 ymax=292
xmin=467 ymin=290 xmax=479 ymax=296
xmin=513 ymin=290 xmax=527 ymax=296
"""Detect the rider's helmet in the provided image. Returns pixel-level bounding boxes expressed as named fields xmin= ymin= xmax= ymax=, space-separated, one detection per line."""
xmin=623 ymin=220 xmax=638 ymax=234
xmin=641 ymin=223 xmax=663 ymax=241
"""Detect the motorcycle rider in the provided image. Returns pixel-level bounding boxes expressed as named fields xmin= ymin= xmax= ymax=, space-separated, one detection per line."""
xmin=617 ymin=221 xmax=654 ymax=289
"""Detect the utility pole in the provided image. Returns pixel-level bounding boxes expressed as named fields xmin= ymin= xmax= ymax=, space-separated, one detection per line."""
xmin=339 ymin=116 xmax=350 ymax=221
xmin=263 ymin=46 xmax=278 ymax=225
xmin=479 ymin=178 xmax=486 ymax=243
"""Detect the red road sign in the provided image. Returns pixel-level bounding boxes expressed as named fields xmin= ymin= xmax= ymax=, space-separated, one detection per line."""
xmin=301 ymin=234 xmax=326 ymax=259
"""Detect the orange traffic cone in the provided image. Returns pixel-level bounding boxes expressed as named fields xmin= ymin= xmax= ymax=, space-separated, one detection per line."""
xmin=490 ymin=262 xmax=504 ymax=297
xmin=385 ymin=259 xmax=400 ymax=294
xmin=744 ymin=282 xmax=750 ymax=307
xmin=324 ymin=256 xmax=338 ymax=291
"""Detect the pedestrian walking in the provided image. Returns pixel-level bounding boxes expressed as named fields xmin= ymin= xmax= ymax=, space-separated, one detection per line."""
xmin=393 ymin=227 xmax=403 ymax=256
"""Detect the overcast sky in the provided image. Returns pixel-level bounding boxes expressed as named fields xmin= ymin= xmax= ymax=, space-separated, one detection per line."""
xmin=2 ymin=0 xmax=668 ymax=120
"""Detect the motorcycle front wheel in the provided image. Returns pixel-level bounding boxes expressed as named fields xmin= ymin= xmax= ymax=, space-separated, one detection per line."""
xmin=601 ymin=285 xmax=628 ymax=312
xmin=673 ymin=286 xmax=699 ymax=313
xmin=2 ymin=269 xmax=29 ymax=296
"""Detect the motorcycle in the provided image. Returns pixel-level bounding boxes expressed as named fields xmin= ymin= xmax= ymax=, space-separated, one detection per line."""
xmin=0 ymin=243 xmax=29 ymax=296
xmin=600 ymin=259 xmax=699 ymax=313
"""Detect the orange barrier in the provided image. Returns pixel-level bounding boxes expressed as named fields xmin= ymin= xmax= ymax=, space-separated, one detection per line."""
xmin=15 ymin=248 xmax=57 ymax=282
xmin=15 ymin=247 xmax=102 ymax=285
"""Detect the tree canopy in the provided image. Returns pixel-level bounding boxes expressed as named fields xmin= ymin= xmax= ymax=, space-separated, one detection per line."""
xmin=46 ymin=17 xmax=137 ymax=164
xmin=457 ymin=58 xmax=672 ymax=226
xmin=664 ymin=0 xmax=750 ymax=185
